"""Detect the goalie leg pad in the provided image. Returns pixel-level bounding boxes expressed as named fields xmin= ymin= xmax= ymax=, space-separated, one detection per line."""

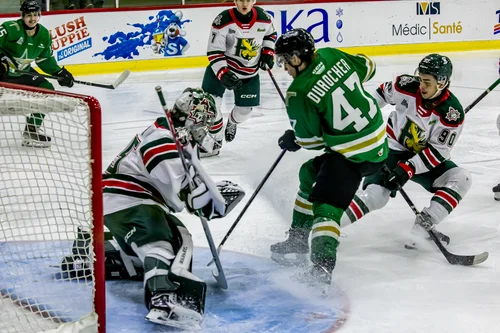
xmin=104 ymin=238 xmax=143 ymax=280
xmin=144 ymin=227 xmax=206 ymax=328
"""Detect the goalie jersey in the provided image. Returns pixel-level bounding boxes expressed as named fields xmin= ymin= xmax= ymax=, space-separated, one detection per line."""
xmin=103 ymin=118 xmax=188 ymax=216
xmin=374 ymin=74 xmax=464 ymax=175
xmin=207 ymin=6 xmax=277 ymax=79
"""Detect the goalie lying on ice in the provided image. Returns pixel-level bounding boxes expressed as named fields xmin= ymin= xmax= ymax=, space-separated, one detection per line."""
xmin=63 ymin=87 xmax=244 ymax=329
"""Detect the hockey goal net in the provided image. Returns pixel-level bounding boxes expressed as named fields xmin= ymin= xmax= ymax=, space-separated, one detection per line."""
xmin=0 ymin=82 xmax=105 ymax=333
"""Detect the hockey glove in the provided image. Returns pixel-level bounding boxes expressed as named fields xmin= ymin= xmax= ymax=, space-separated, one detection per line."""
xmin=185 ymin=182 xmax=217 ymax=220
xmin=55 ymin=67 xmax=75 ymax=88
xmin=258 ymin=49 xmax=275 ymax=70
xmin=278 ymin=129 xmax=301 ymax=152
xmin=384 ymin=160 xmax=415 ymax=191
xmin=0 ymin=53 xmax=13 ymax=76
xmin=218 ymin=69 xmax=242 ymax=90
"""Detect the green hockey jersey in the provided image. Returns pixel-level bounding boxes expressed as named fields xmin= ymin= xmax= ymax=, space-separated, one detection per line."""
xmin=285 ymin=47 xmax=388 ymax=163
xmin=0 ymin=19 xmax=61 ymax=76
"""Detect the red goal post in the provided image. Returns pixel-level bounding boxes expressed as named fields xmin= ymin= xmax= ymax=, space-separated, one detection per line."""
xmin=0 ymin=82 xmax=105 ymax=333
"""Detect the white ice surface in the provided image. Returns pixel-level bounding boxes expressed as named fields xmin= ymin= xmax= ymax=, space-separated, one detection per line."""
xmin=3 ymin=50 xmax=500 ymax=333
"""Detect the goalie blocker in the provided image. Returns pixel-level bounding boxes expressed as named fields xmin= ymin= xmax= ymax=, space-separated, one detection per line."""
xmin=61 ymin=180 xmax=245 ymax=328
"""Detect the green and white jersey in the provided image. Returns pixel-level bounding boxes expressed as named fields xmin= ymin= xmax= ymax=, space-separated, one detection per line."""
xmin=285 ymin=47 xmax=388 ymax=163
xmin=207 ymin=6 xmax=277 ymax=80
xmin=103 ymin=118 xmax=189 ymax=216
xmin=0 ymin=19 xmax=61 ymax=75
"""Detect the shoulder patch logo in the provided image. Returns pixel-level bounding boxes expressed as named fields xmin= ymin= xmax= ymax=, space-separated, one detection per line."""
xmin=401 ymin=99 xmax=408 ymax=108
xmin=17 ymin=37 xmax=23 ymax=45
xmin=398 ymin=76 xmax=415 ymax=86
xmin=213 ymin=15 xmax=222 ymax=26
xmin=445 ymin=107 xmax=461 ymax=122
xmin=312 ymin=62 xmax=325 ymax=75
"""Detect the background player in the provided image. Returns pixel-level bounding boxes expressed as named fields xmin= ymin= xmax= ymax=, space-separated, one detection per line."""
xmin=270 ymin=28 xmax=387 ymax=284
xmin=0 ymin=0 xmax=75 ymax=148
xmin=340 ymin=54 xmax=472 ymax=248
xmin=202 ymin=0 xmax=277 ymax=146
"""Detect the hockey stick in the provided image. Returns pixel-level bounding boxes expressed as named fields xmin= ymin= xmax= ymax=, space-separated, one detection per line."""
xmin=464 ymin=77 xmax=500 ymax=114
xmin=386 ymin=167 xmax=488 ymax=265
xmin=155 ymin=86 xmax=228 ymax=289
xmin=207 ymin=148 xmax=287 ymax=266
xmin=14 ymin=69 xmax=130 ymax=90
xmin=266 ymin=65 xmax=286 ymax=104
xmin=207 ymin=65 xmax=288 ymax=267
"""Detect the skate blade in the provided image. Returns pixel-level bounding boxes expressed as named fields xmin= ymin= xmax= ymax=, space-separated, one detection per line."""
xmin=290 ymin=270 xmax=331 ymax=299
xmin=145 ymin=308 xmax=201 ymax=331
xmin=271 ymin=252 xmax=308 ymax=267
xmin=22 ymin=139 xmax=50 ymax=148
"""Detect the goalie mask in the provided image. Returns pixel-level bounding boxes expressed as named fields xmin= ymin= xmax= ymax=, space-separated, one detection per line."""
xmin=173 ymin=88 xmax=216 ymax=151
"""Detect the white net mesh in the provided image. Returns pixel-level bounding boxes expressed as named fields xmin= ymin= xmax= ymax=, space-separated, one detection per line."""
xmin=0 ymin=84 xmax=100 ymax=333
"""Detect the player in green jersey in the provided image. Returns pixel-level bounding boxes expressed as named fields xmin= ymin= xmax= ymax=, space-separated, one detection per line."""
xmin=0 ymin=0 xmax=75 ymax=148
xmin=270 ymin=28 xmax=388 ymax=284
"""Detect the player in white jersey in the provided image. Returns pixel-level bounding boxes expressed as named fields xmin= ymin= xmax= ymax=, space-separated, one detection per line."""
xmin=338 ymin=54 xmax=472 ymax=247
xmin=201 ymin=0 xmax=277 ymax=145
xmin=99 ymin=88 xmax=244 ymax=329
xmin=172 ymin=87 xmax=224 ymax=157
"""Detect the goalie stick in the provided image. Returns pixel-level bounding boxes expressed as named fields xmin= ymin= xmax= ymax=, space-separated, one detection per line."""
xmin=207 ymin=148 xmax=286 ymax=267
xmin=207 ymin=64 xmax=287 ymax=267
xmin=14 ymin=69 xmax=131 ymax=90
xmin=155 ymin=85 xmax=228 ymax=289
xmin=388 ymin=168 xmax=488 ymax=266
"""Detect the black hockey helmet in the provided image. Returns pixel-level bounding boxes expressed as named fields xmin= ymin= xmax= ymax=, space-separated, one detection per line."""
xmin=416 ymin=54 xmax=453 ymax=89
xmin=20 ymin=0 xmax=41 ymax=15
xmin=275 ymin=28 xmax=315 ymax=67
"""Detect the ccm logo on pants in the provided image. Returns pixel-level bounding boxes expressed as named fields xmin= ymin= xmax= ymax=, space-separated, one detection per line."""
xmin=240 ymin=94 xmax=257 ymax=98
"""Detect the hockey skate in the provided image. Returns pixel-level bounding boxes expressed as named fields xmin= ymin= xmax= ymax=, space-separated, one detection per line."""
xmin=60 ymin=227 xmax=92 ymax=278
xmin=405 ymin=211 xmax=450 ymax=250
xmin=292 ymin=259 xmax=335 ymax=298
xmin=22 ymin=124 xmax=51 ymax=148
xmin=146 ymin=293 xmax=203 ymax=330
xmin=224 ymin=119 xmax=237 ymax=142
xmin=270 ymin=228 xmax=309 ymax=267
xmin=493 ymin=184 xmax=500 ymax=201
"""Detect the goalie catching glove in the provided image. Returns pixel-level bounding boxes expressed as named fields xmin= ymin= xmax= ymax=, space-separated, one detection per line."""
xmin=183 ymin=180 xmax=245 ymax=220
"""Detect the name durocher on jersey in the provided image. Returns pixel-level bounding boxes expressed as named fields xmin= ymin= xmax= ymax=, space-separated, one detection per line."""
xmin=286 ymin=47 xmax=388 ymax=164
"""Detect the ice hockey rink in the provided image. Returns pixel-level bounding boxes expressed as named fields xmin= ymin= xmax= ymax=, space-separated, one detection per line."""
xmin=3 ymin=50 xmax=500 ymax=333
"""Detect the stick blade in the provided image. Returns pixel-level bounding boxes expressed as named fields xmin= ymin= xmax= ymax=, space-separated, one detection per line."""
xmin=112 ymin=69 xmax=131 ymax=89
xmin=472 ymin=251 xmax=489 ymax=265
xmin=206 ymin=246 xmax=221 ymax=267
xmin=446 ymin=251 xmax=489 ymax=266
xmin=212 ymin=268 xmax=228 ymax=290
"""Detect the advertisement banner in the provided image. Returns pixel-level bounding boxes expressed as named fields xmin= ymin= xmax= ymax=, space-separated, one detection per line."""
xmin=0 ymin=0 xmax=498 ymax=67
